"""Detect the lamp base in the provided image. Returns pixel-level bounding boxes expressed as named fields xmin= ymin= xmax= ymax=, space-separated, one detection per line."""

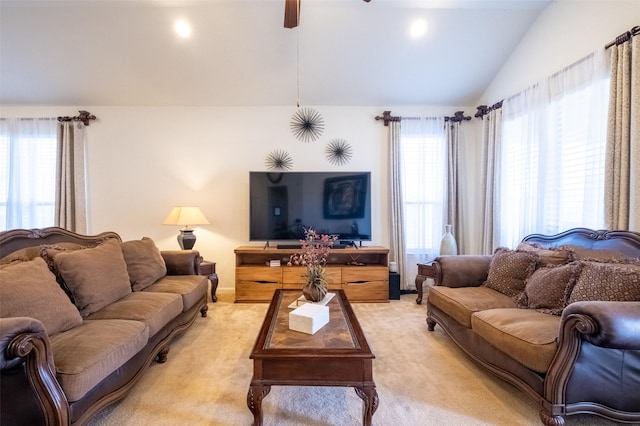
xmin=177 ymin=229 xmax=196 ymax=250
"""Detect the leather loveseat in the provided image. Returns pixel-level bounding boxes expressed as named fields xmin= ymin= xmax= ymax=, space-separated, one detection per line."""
xmin=426 ymin=228 xmax=640 ymax=425
xmin=0 ymin=227 xmax=209 ymax=426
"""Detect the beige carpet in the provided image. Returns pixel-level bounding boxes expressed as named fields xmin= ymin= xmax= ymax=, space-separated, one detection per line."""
xmin=87 ymin=291 xmax=626 ymax=426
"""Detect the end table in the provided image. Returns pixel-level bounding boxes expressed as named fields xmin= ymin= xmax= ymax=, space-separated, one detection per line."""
xmin=199 ymin=260 xmax=219 ymax=302
xmin=415 ymin=263 xmax=437 ymax=305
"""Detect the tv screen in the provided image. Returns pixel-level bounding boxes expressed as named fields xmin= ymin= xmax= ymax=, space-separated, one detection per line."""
xmin=249 ymin=171 xmax=372 ymax=242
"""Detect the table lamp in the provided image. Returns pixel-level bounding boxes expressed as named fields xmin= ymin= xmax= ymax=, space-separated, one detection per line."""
xmin=163 ymin=206 xmax=210 ymax=250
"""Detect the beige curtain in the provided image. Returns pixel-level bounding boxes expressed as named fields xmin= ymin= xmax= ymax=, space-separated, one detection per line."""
xmin=605 ymin=35 xmax=640 ymax=230
xmin=388 ymin=121 xmax=408 ymax=289
xmin=55 ymin=121 xmax=87 ymax=232
xmin=444 ymin=122 xmax=463 ymax=253
xmin=479 ymin=108 xmax=502 ymax=254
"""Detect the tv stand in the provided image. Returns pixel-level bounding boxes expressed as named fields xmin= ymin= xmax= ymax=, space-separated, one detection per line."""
xmin=234 ymin=245 xmax=389 ymax=303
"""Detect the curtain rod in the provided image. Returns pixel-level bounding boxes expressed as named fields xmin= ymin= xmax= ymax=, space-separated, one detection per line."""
xmin=374 ymin=110 xmax=470 ymax=126
xmin=57 ymin=110 xmax=97 ymax=126
xmin=475 ymin=100 xmax=503 ymax=119
xmin=605 ymin=25 xmax=640 ymax=49
xmin=444 ymin=111 xmax=471 ymax=123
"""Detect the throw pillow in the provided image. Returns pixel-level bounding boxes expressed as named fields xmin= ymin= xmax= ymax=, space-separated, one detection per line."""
xmin=40 ymin=242 xmax=93 ymax=303
xmin=559 ymin=245 xmax=630 ymax=262
xmin=483 ymin=247 xmax=537 ymax=299
xmin=0 ymin=257 xmax=83 ymax=335
xmin=121 ymin=237 xmax=167 ymax=291
xmin=52 ymin=238 xmax=131 ymax=317
xmin=567 ymin=261 xmax=640 ymax=304
xmin=519 ymin=262 xmax=581 ymax=315
xmin=516 ymin=242 xmax=572 ymax=267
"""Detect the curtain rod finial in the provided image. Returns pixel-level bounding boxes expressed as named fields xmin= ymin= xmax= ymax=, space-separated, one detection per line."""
xmin=375 ymin=110 xmax=400 ymax=126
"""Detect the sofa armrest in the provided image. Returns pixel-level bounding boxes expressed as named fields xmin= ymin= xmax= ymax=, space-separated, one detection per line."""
xmin=161 ymin=250 xmax=203 ymax=275
xmin=0 ymin=317 xmax=69 ymax=425
xmin=562 ymin=301 xmax=640 ymax=349
xmin=544 ymin=300 xmax=640 ymax=412
xmin=433 ymin=255 xmax=492 ymax=288
xmin=1 ymin=317 xmax=50 ymax=369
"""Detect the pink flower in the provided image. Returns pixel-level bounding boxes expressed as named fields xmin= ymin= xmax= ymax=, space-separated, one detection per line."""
xmin=288 ymin=227 xmax=338 ymax=269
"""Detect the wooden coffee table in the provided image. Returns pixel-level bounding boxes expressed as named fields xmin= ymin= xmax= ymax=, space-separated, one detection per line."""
xmin=247 ymin=289 xmax=378 ymax=426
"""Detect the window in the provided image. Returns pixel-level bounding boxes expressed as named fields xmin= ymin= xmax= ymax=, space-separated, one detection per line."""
xmin=0 ymin=118 xmax=57 ymax=231
xmin=499 ymin=50 xmax=610 ymax=247
xmin=400 ymin=118 xmax=446 ymax=261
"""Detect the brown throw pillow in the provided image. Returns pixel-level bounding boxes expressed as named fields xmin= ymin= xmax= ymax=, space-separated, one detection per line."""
xmin=39 ymin=242 xmax=92 ymax=302
xmin=567 ymin=261 xmax=640 ymax=304
xmin=516 ymin=242 xmax=572 ymax=267
xmin=519 ymin=262 xmax=581 ymax=315
xmin=52 ymin=238 xmax=131 ymax=317
xmin=0 ymin=257 xmax=82 ymax=335
xmin=483 ymin=248 xmax=537 ymax=299
xmin=559 ymin=245 xmax=630 ymax=262
xmin=121 ymin=237 xmax=167 ymax=291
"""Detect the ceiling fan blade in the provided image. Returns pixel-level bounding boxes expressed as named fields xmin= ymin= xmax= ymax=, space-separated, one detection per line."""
xmin=284 ymin=0 xmax=300 ymax=29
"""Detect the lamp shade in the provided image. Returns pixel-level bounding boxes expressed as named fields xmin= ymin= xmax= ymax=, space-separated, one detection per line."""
xmin=163 ymin=206 xmax=210 ymax=228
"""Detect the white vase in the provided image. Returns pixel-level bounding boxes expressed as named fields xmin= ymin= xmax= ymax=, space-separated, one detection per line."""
xmin=440 ymin=224 xmax=458 ymax=255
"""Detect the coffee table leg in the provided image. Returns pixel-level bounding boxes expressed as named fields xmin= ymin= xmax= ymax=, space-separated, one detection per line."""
xmin=354 ymin=386 xmax=379 ymax=426
xmin=247 ymin=384 xmax=270 ymax=426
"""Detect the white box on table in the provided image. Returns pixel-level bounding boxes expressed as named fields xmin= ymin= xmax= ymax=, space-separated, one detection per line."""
xmin=288 ymin=303 xmax=330 ymax=335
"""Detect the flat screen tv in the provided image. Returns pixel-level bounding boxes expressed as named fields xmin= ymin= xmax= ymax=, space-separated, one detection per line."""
xmin=249 ymin=171 xmax=372 ymax=243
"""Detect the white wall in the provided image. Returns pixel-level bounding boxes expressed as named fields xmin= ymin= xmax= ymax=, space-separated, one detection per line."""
xmin=1 ymin=104 xmax=466 ymax=290
xmin=480 ymin=0 xmax=640 ymax=105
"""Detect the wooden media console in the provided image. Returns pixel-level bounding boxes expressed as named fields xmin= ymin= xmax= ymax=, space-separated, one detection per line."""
xmin=234 ymin=246 xmax=389 ymax=303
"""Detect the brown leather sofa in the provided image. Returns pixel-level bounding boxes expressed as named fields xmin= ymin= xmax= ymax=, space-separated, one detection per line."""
xmin=0 ymin=227 xmax=209 ymax=426
xmin=426 ymin=228 xmax=640 ymax=426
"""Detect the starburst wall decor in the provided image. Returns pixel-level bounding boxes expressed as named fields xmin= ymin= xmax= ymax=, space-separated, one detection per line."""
xmin=325 ymin=138 xmax=353 ymax=166
xmin=290 ymin=108 xmax=324 ymax=143
xmin=265 ymin=149 xmax=293 ymax=171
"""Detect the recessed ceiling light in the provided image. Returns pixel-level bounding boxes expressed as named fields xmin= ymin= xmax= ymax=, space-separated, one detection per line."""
xmin=410 ymin=19 xmax=428 ymax=39
xmin=174 ymin=20 xmax=192 ymax=39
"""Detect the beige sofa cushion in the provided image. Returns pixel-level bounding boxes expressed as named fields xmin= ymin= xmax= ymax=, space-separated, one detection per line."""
xmin=471 ymin=308 xmax=560 ymax=374
xmin=0 ymin=257 xmax=82 ymax=335
xmin=428 ymin=286 xmax=516 ymax=328
xmin=483 ymin=248 xmax=537 ymax=299
xmin=144 ymin=275 xmax=207 ymax=311
xmin=0 ymin=246 xmax=42 ymax=263
xmin=86 ymin=292 xmax=182 ymax=337
xmin=51 ymin=319 xmax=148 ymax=402
xmin=51 ymin=239 xmax=131 ymax=317
xmin=120 ymin=237 xmax=167 ymax=291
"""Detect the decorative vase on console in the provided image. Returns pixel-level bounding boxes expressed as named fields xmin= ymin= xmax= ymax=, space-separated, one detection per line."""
xmin=288 ymin=228 xmax=338 ymax=302
xmin=440 ymin=224 xmax=458 ymax=255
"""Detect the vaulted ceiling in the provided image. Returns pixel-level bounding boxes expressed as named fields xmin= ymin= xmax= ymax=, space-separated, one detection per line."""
xmin=0 ymin=0 xmax=552 ymax=107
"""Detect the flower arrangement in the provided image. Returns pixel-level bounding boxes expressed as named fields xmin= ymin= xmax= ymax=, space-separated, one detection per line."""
xmin=288 ymin=228 xmax=338 ymax=301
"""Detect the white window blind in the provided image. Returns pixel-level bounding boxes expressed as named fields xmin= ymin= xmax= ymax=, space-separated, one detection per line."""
xmin=400 ymin=118 xmax=446 ymax=260
xmin=499 ymin=49 xmax=610 ymax=247
xmin=0 ymin=118 xmax=57 ymax=231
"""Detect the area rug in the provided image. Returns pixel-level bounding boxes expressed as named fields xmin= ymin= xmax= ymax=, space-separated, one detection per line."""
xmin=87 ymin=291 xmax=622 ymax=426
